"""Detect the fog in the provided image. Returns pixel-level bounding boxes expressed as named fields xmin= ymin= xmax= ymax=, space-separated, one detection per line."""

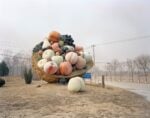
xmin=0 ymin=0 xmax=150 ymax=62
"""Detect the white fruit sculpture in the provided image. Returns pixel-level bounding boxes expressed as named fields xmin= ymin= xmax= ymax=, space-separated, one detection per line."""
xmin=80 ymin=52 xmax=92 ymax=63
xmin=42 ymin=38 xmax=51 ymax=49
xmin=76 ymin=56 xmax=86 ymax=69
xmin=42 ymin=49 xmax=55 ymax=60
xmin=37 ymin=59 xmax=47 ymax=69
xmin=51 ymin=56 xmax=64 ymax=66
xmin=44 ymin=61 xmax=58 ymax=74
xmin=76 ymin=77 xmax=85 ymax=91
xmin=68 ymin=77 xmax=85 ymax=92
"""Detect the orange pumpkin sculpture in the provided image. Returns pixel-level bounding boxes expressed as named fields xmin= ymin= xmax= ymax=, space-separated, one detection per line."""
xmin=59 ymin=62 xmax=73 ymax=76
xmin=52 ymin=42 xmax=62 ymax=53
xmin=48 ymin=31 xmax=60 ymax=42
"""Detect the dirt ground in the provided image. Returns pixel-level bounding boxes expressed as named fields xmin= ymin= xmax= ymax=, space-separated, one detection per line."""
xmin=0 ymin=77 xmax=150 ymax=118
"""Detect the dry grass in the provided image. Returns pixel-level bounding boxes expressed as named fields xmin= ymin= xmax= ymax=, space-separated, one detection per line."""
xmin=0 ymin=77 xmax=150 ymax=118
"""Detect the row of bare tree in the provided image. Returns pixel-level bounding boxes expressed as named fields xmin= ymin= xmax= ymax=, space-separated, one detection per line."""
xmin=1 ymin=50 xmax=31 ymax=77
xmin=105 ymin=54 xmax=150 ymax=83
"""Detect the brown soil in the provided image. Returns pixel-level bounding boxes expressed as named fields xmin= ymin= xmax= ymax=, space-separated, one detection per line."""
xmin=0 ymin=77 xmax=150 ymax=118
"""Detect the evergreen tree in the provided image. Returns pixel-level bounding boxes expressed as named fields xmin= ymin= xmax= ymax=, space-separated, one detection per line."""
xmin=0 ymin=61 xmax=9 ymax=76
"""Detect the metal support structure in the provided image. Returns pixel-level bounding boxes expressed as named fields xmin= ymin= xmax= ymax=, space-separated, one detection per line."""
xmin=102 ymin=75 xmax=105 ymax=88
xmin=91 ymin=44 xmax=96 ymax=64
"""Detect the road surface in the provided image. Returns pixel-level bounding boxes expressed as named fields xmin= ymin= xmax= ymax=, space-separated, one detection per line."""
xmin=105 ymin=81 xmax=150 ymax=102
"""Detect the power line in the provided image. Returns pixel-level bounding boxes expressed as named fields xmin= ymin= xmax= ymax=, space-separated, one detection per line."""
xmin=84 ymin=35 xmax=150 ymax=65
xmin=85 ymin=35 xmax=150 ymax=49
xmin=98 ymin=35 xmax=150 ymax=46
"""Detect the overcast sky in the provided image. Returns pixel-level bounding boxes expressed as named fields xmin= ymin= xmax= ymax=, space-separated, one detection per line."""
xmin=0 ymin=0 xmax=150 ymax=62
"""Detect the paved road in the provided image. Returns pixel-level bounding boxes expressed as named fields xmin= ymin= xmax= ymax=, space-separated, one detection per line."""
xmin=105 ymin=81 xmax=150 ymax=102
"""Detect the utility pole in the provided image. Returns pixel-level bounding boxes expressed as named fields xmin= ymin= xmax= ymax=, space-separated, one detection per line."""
xmin=91 ymin=44 xmax=96 ymax=83
xmin=91 ymin=44 xmax=96 ymax=64
xmin=102 ymin=75 xmax=105 ymax=88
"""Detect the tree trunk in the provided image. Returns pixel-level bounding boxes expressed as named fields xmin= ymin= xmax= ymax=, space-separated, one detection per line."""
xmin=131 ymin=72 xmax=134 ymax=82
xmin=144 ymin=71 xmax=148 ymax=83
xmin=109 ymin=72 xmax=112 ymax=81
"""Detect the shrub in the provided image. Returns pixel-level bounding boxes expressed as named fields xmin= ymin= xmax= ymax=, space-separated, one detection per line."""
xmin=0 ymin=61 xmax=9 ymax=76
xmin=0 ymin=78 xmax=5 ymax=87
xmin=24 ymin=68 xmax=33 ymax=84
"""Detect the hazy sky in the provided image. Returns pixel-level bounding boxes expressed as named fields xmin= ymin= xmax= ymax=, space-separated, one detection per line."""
xmin=0 ymin=0 xmax=150 ymax=62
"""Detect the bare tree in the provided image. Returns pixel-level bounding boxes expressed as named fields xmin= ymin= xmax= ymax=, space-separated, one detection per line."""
xmin=126 ymin=59 xmax=135 ymax=82
xmin=105 ymin=63 xmax=113 ymax=81
xmin=92 ymin=66 xmax=101 ymax=83
xmin=11 ymin=52 xmax=31 ymax=76
xmin=134 ymin=60 xmax=141 ymax=83
xmin=111 ymin=59 xmax=119 ymax=80
xmin=118 ymin=62 xmax=125 ymax=81
xmin=2 ymin=49 xmax=13 ymax=76
xmin=12 ymin=54 xmax=20 ymax=76
xmin=135 ymin=55 xmax=150 ymax=83
xmin=93 ymin=66 xmax=101 ymax=77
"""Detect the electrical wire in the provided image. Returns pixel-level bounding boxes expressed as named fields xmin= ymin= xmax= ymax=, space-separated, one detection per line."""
xmin=85 ymin=35 xmax=150 ymax=50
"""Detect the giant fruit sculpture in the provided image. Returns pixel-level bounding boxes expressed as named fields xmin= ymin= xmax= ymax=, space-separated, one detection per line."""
xmin=32 ymin=31 xmax=94 ymax=83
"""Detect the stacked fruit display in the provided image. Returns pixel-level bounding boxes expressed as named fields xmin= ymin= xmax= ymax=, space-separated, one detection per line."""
xmin=32 ymin=31 xmax=93 ymax=82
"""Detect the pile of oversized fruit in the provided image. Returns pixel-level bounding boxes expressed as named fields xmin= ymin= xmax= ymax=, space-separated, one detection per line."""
xmin=33 ymin=31 xmax=93 ymax=76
